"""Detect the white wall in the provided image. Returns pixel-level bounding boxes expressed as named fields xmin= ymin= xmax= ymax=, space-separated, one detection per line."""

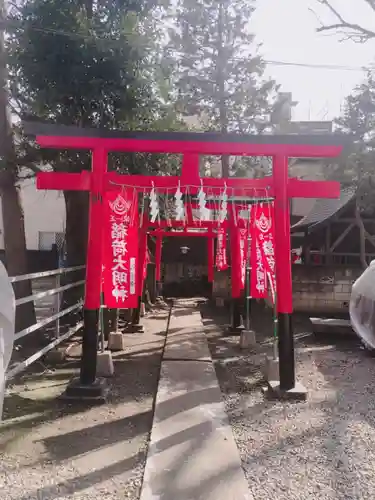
xmin=0 ymin=177 xmax=65 ymax=251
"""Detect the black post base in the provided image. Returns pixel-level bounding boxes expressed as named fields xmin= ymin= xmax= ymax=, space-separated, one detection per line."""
xmin=156 ymin=281 xmax=163 ymax=297
xmin=131 ymin=296 xmax=142 ymax=325
xmin=262 ymin=380 xmax=307 ymax=402
xmin=80 ymin=309 xmax=99 ymax=386
xmin=61 ymin=377 xmax=110 ymax=403
xmin=125 ymin=323 xmax=145 ymax=334
xmin=226 ymin=297 xmax=244 ymax=336
xmin=278 ymin=312 xmax=296 ymax=391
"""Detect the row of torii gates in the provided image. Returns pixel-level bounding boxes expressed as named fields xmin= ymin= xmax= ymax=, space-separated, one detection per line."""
xmin=26 ymin=122 xmax=347 ymax=399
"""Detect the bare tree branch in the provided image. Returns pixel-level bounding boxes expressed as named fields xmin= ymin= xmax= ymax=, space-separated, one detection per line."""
xmin=355 ymin=202 xmax=369 ymax=269
xmin=314 ymin=0 xmax=375 ymax=42
xmin=364 ymin=0 xmax=375 ymax=14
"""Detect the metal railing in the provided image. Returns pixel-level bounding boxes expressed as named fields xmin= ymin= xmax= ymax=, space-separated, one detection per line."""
xmin=6 ymin=265 xmax=85 ymax=381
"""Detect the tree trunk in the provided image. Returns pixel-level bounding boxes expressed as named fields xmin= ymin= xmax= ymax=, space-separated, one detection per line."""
xmin=0 ymin=171 xmax=35 ymax=333
xmin=62 ymin=190 xmax=89 ymax=313
xmin=355 ymin=204 xmax=368 ymax=270
xmin=221 ymin=156 xmax=230 ymax=177
xmin=217 ymin=1 xmax=229 ymax=178
xmin=103 ymin=308 xmax=118 ymax=340
xmin=0 ymin=0 xmax=35 ymax=334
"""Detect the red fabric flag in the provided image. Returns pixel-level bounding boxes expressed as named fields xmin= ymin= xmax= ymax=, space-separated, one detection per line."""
xmin=257 ymin=202 xmax=276 ymax=296
xmin=250 ymin=229 xmax=267 ymax=298
xmin=103 ymin=190 xmax=139 ymax=308
xmin=215 ymin=226 xmax=228 ymax=271
xmin=237 ymin=206 xmax=252 ymax=290
xmin=250 ymin=202 xmax=276 ymax=300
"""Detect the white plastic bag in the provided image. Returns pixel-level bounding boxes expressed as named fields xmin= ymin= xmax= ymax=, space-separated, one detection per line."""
xmin=0 ymin=261 xmax=15 ymax=420
xmin=350 ymin=260 xmax=375 ymax=350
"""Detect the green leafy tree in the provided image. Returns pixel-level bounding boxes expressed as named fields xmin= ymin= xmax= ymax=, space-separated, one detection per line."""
xmin=167 ymin=0 xmax=278 ymax=176
xmin=0 ymin=0 xmax=36 ymax=332
xmin=331 ymin=72 xmax=375 ymax=185
xmin=8 ymin=0 xmax=183 ymax=273
xmin=331 ymin=72 xmax=375 ymax=267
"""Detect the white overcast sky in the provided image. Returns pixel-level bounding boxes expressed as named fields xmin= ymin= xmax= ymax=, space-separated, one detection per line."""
xmin=251 ymin=0 xmax=375 ymax=121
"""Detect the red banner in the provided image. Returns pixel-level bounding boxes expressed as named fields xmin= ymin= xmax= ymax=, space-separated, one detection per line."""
xmin=258 ymin=202 xmax=276 ymax=296
xmin=216 ymin=226 xmax=228 ymax=271
xmin=239 ymin=227 xmax=247 ymax=290
xmin=103 ymin=190 xmax=139 ymax=308
xmin=250 ymin=202 xmax=276 ymax=300
xmin=250 ymin=232 xmax=267 ymax=298
xmin=238 ymin=206 xmax=252 ymax=290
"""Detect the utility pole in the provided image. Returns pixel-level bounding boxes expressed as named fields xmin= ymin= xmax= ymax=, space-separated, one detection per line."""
xmin=0 ymin=0 xmax=36 ymax=332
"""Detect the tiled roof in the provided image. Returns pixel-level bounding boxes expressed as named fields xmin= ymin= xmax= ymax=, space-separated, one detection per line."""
xmin=291 ymin=186 xmax=356 ymax=232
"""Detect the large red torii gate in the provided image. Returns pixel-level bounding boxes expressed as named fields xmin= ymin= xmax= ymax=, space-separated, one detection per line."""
xmin=25 ymin=122 xmax=346 ymax=399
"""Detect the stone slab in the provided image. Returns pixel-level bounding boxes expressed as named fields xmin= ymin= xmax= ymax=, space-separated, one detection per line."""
xmin=262 ymin=356 xmax=279 ymax=382
xmin=96 ymin=350 xmax=114 ymax=377
xmin=107 ymin=332 xmax=125 ymax=351
xmin=164 ymin=309 xmax=212 ymax=361
xmin=140 ymin=360 xmax=251 ymax=500
xmin=164 ymin=329 xmax=212 ymax=361
xmin=310 ymin=317 xmax=354 ymax=336
xmin=239 ymin=330 xmax=256 ymax=349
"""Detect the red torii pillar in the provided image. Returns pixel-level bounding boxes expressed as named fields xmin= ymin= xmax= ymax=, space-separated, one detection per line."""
xmin=27 ymin=123 xmax=345 ymax=399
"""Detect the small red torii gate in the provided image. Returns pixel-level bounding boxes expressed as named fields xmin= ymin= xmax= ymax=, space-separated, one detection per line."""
xmin=25 ymin=123 xmax=346 ymax=399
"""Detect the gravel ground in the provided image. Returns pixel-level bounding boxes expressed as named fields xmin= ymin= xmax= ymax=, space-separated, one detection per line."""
xmin=202 ymin=302 xmax=375 ymax=500
xmin=0 ymin=306 xmax=170 ymax=500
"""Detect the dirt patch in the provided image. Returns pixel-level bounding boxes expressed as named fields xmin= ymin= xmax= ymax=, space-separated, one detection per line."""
xmin=0 ymin=308 xmax=169 ymax=500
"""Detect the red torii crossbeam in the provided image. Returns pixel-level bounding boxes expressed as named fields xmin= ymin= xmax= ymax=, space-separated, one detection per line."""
xmin=25 ymin=122 xmax=346 ymax=400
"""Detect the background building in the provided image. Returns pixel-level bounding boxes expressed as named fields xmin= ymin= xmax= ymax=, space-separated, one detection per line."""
xmin=0 ymin=177 xmax=65 ymax=251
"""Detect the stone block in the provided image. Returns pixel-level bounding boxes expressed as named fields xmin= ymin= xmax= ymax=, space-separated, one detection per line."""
xmin=108 ymin=331 xmax=125 ymax=351
xmin=97 ymin=350 xmax=114 ymax=377
xmin=239 ymin=329 xmax=256 ymax=349
xmin=45 ymin=348 xmax=66 ymax=364
xmin=262 ymin=355 xmax=279 ymax=382
xmin=140 ymin=302 xmax=146 ymax=317
xmin=215 ymin=297 xmax=225 ymax=307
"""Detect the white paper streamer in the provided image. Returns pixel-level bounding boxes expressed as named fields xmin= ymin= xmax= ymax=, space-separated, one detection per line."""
xmin=150 ymin=184 xmax=159 ymax=223
xmin=197 ymin=184 xmax=210 ymax=221
xmin=218 ymin=187 xmax=228 ymax=223
xmin=174 ymin=183 xmax=185 ymax=221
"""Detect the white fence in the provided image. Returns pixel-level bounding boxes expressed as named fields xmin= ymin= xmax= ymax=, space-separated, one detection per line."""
xmin=6 ymin=265 xmax=85 ymax=380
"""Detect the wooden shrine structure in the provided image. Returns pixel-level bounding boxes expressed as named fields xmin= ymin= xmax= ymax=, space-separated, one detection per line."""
xmin=24 ymin=122 xmax=347 ymax=399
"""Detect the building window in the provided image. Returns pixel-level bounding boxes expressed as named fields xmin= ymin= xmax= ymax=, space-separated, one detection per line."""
xmin=38 ymin=231 xmax=65 ymax=250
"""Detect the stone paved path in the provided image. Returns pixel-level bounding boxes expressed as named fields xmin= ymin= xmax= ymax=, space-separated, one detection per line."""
xmin=140 ymin=299 xmax=252 ymax=500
